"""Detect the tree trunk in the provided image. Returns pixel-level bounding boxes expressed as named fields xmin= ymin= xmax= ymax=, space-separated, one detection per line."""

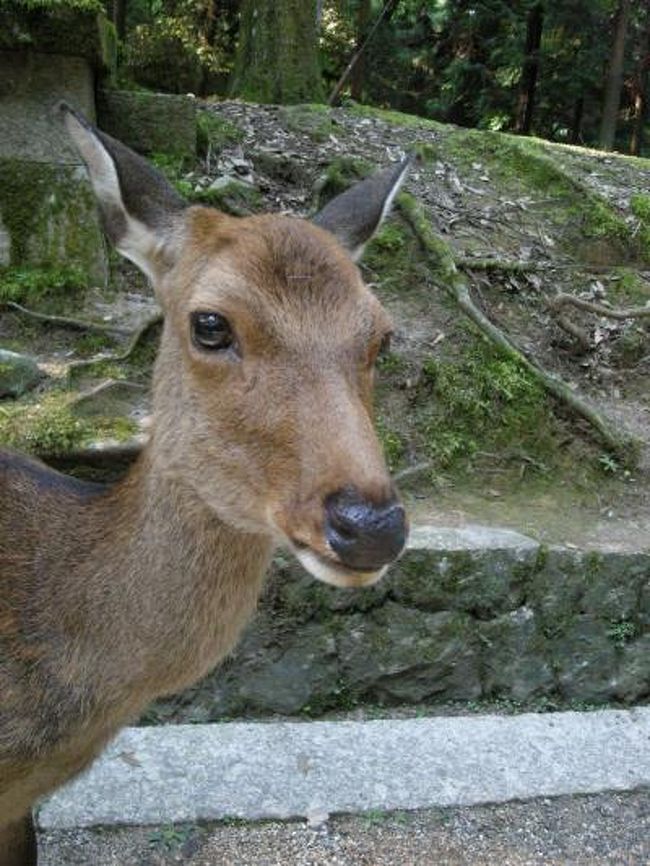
xmin=599 ymin=0 xmax=632 ymax=150
xmin=515 ymin=2 xmax=544 ymax=135
xmin=112 ymin=0 xmax=127 ymax=42
xmin=629 ymin=16 xmax=650 ymax=155
xmin=230 ymin=0 xmax=324 ymax=104
xmin=569 ymin=95 xmax=585 ymax=144
xmin=351 ymin=0 xmax=372 ymax=102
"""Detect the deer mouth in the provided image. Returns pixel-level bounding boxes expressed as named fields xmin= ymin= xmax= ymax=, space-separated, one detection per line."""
xmin=290 ymin=542 xmax=388 ymax=589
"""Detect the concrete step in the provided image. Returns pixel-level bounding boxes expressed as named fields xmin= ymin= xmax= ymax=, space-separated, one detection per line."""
xmin=38 ymin=707 xmax=650 ymax=830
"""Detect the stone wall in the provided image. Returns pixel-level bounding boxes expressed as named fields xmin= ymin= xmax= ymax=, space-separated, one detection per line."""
xmin=155 ymin=526 xmax=649 ymax=721
xmin=97 ymin=90 xmax=196 ymax=159
xmin=0 ymin=49 xmax=106 ymax=280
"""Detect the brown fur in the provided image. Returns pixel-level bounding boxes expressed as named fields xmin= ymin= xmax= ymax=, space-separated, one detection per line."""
xmin=0 ymin=208 xmax=401 ymax=855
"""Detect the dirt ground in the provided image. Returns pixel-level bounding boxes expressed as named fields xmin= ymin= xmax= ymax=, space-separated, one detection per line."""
xmin=39 ymin=788 xmax=650 ymax=865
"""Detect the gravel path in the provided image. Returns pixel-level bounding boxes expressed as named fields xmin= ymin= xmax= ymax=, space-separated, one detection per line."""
xmin=40 ymin=788 xmax=650 ymax=865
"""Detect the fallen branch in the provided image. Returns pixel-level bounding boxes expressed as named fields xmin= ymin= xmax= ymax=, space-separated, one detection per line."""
xmin=4 ymin=301 xmax=132 ymax=336
xmin=397 ymin=192 xmax=638 ymax=459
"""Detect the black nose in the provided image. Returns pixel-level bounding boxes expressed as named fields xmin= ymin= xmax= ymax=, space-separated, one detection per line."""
xmin=324 ymin=487 xmax=407 ymax=571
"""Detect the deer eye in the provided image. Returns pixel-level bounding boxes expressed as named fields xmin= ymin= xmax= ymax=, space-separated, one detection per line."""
xmin=191 ymin=312 xmax=234 ymax=352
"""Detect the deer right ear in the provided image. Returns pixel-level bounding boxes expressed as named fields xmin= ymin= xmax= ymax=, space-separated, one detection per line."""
xmin=57 ymin=102 xmax=186 ymax=283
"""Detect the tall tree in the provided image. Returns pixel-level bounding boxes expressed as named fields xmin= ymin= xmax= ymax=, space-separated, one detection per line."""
xmin=515 ymin=2 xmax=544 ymax=135
xmin=230 ymin=0 xmax=324 ymax=104
xmin=629 ymin=10 xmax=650 ymax=155
xmin=599 ymin=0 xmax=632 ymax=150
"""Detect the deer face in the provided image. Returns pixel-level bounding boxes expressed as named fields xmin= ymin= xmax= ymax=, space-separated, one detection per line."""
xmin=61 ymin=104 xmax=409 ymax=587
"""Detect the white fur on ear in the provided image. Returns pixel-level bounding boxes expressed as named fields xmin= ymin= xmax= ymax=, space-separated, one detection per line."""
xmin=62 ymin=107 xmax=167 ymax=282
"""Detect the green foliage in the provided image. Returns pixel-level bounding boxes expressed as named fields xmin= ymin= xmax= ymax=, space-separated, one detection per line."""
xmin=416 ymin=341 xmax=552 ymax=469
xmin=0 ymin=266 xmax=88 ymax=305
xmin=606 ymin=620 xmax=638 ymax=647
xmin=11 ymin=0 xmax=101 ymax=8
xmin=375 ymin=414 xmax=405 ymax=471
xmin=148 ymin=825 xmax=197 ymax=851
xmin=196 ymin=112 xmax=244 ymax=157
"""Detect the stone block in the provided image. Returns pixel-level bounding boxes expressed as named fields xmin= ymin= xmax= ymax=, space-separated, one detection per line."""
xmin=0 ymin=51 xmax=95 ymax=164
xmin=0 ymin=159 xmax=106 ymax=281
xmin=97 ymin=89 xmax=196 ymax=158
xmin=479 ymin=606 xmax=555 ymax=700
xmin=339 ymin=603 xmax=482 ymax=703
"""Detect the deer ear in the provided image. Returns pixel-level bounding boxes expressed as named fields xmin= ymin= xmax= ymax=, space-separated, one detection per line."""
xmin=313 ymin=155 xmax=413 ymax=261
xmin=57 ymin=102 xmax=186 ymax=282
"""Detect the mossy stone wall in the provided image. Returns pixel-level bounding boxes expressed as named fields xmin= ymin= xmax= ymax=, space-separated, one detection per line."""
xmin=96 ymin=90 xmax=197 ymax=159
xmin=0 ymin=50 xmax=106 ymax=279
xmin=152 ymin=527 xmax=650 ymax=721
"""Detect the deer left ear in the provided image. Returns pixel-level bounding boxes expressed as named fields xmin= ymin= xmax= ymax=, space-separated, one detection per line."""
xmin=56 ymin=101 xmax=186 ymax=283
xmin=312 ymin=155 xmax=413 ymax=261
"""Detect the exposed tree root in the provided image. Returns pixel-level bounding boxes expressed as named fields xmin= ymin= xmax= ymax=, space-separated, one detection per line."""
xmin=549 ymin=293 xmax=650 ymax=320
xmin=397 ymin=192 xmax=638 ymax=460
xmin=68 ymin=314 xmax=163 ymax=374
xmin=3 ymin=301 xmax=132 ymax=336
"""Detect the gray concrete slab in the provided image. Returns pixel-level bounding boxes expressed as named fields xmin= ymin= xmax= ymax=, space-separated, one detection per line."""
xmin=38 ymin=708 xmax=650 ymax=829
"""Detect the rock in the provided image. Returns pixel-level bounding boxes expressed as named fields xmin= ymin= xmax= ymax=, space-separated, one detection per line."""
xmin=227 ymin=622 xmax=341 ymax=715
xmin=97 ymin=90 xmax=197 ymax=159
xmin=614 ymin=636 xmax=650 ymax=702
xmin=70 ymin=380 xmax=146 ymax=418
xmin=479 ymin=606 xmax=555 ymax=700
xmin=551 ymin=616 xmax=619 ymax=701
xmin=0 ymin=349 xmax=43 ymax=398
xmin=387 ymin=526 xmax=539 ymax=618
xmin=339 ymin=603 xmax=482 ymax=703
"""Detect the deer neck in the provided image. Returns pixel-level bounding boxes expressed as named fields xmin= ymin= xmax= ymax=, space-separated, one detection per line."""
xmin=76 ymin=442 xmax=273 ymax=703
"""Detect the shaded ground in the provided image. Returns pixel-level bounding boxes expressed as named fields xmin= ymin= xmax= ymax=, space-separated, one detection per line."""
xmin=39 ymin=788 xmax=650 ymax=865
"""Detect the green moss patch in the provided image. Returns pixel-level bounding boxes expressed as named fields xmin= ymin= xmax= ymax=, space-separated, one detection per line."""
xmin=0 ymin=159 xmax=103 ymax=280
xmin=0 ymin=390 xmax=137 ymax=455
xmin=0 ymin=265 xmax=88 ymax=305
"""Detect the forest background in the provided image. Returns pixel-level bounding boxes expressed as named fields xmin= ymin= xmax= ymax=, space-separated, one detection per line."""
xmin=95 ymin=0 xmax=650 ymax=157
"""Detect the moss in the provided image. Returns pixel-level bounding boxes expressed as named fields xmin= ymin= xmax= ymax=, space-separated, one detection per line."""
xmin=0 ymin=159 xmax=102 ymax=278
xmin=348 ymin=102 xmax=446 ymax=133
xmin=609 ymin=268 xmax=650 ymax=304
xmin=0 ymin=390 xmax=138 ymax=455
xmin=414 ymin=342 xmax=553 ymax=471
xmin=194 ymin=181 xmax=262 ymax=216
xmin=0 ymin=265 xmax=89 ymax=305
xmin=376 ymin=414 xmax=406 ymax=471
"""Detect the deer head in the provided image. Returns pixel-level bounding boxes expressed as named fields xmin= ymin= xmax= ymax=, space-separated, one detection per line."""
xmin=60 ymin=103 xmax=410 ymax=588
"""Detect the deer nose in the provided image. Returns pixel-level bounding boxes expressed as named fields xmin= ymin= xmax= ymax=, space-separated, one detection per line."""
xmin=324 ymin=488 xmax=407 ymax=571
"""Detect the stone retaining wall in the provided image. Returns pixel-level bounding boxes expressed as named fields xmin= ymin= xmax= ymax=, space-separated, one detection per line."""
xmin=156 ymin=526 xmax=649 ymax=721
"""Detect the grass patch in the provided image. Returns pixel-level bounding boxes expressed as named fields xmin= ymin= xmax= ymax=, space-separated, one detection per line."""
xmin=0 ymin=265 xmax=89 ymax=306
xmin=197 ymin=112 xmax=244 ymax=157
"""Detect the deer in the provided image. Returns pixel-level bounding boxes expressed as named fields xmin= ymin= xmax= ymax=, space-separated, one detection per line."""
xmin=0 ymin=103 xmax=410 ymax=865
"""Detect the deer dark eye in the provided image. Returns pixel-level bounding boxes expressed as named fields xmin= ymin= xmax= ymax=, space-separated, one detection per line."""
xmin=191 ymin=312 xmax=234 ymax=352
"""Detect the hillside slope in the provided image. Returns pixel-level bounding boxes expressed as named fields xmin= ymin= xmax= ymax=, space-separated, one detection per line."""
xmin=1 ymin=100 xmax=650 ymax=548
